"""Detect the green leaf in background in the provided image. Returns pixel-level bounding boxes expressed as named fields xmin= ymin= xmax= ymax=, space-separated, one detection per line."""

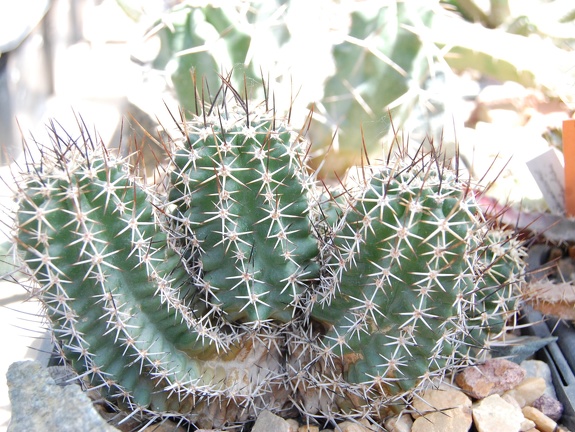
xmin=153 ymin=4 xmax=256 ymax=114
xmin=0 ymin=240 xmax=17 ymax=279
xmin=119 ymin=0 xmax=574 ymax=180
xmin=308 ymin=1 xmax=437 ymax=177
xmin=431 ymin=12 xmax=575 ymax=106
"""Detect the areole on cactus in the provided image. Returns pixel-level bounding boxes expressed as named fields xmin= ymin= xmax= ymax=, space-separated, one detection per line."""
xmin=10 ymin=77 xmax=525 ymax=430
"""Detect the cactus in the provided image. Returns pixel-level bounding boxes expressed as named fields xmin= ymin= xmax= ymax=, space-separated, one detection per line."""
xmin=147 ymin=2 xmax=265 ymax=115
xmin=10 ymin=80 xmax=526 ymax=430
xmin=163 ymin=85 xmax=321 ymax=324
xmin=307 ymin=148 xmax=524 ymax=410
xmin=11 ymin=126 xmax=297 ymax=428
xmin=309 ymin=0 xmax=439 ymax=176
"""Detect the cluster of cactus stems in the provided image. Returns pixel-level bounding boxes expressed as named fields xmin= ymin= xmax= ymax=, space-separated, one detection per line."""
xmin=10 ymin=79 xmax=525 ymax=430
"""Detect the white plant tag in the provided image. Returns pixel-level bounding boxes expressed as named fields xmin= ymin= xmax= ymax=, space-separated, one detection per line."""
xmin=527 ymin=148 xmax=565 ymax=214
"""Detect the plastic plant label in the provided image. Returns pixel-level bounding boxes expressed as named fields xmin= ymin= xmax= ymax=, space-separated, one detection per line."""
xmin=527 ymin=148 xmax=565 ymax=215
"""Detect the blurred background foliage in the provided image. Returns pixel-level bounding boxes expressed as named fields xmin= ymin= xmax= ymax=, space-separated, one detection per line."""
xmin=116 ymin=0 xmax=575 ymax=178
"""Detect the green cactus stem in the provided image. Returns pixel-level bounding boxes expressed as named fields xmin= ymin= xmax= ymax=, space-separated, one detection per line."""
xmin=11 ymin=128 xmax=295 ymax=428
xmin=164 ymin=84 xmax=321 ymax=324
xmin=309 ymin=145 xmax=525 ymax=406
xmin=9 ymin=79 xmax=527 ymax=430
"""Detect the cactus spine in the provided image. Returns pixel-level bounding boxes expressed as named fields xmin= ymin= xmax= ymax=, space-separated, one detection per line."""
xmin=10 ymin=81 xmax=525 ymax=430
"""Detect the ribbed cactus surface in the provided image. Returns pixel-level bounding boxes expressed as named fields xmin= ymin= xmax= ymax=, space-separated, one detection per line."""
xmin=10 ymin=82 xmax=526 ymax=430
xmin=12 ymin=132 xmax=296 ymax=428
xmin=310 ymin=154 xmax=524 ymax=402
xmin=14 ymin=143 xmax=213 ymax=410
xmin=165 ymin=94 xmax=320 ymax=324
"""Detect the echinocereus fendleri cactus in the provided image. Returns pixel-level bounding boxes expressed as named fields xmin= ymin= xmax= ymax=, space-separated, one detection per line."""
xmin=8 ymin=79 xmax=526 ymax=430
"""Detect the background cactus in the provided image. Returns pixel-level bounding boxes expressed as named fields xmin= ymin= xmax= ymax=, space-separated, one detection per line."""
xmin=307 ymin=0 xmax=439 ymax=175
xmin=127 ymin=0 xmax=443 ymax=178
xmin=9 ymin=79 xmax=526 ymax=430
xmin=118 ymin=0 xmax=575 ymax=185
xmin=145 ymin=2 xmax=259 ymax=114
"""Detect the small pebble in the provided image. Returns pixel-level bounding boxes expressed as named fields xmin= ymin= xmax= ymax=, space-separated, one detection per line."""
xmin=298 ymin=425 xmax=319 ymax=432
xmin=412 ymin=388 xmax=471 ymax=417
xmin=336 ymin=420 xmax=373 ymax=432
xmin=456 ymin=358 xmax=526 ymax=399
xmin=285 ymin=419 xmax=299 ymax=432
xmin=532 ymin=394 xmax=563 ymax=421
xmin=472 ymin=394 xmax=532 ymax=432
xmin=384 ymin=414 xmax=413 ymax=432
xmin=252 ymin=410 xmax=292 ymax=432
xmin=521 ymin=360 xmax=557 ymax=398
xmin=502 ymin=377 xmax=546 ymax=407
xmin=411 ymin=406 xmax=472 ymax=432
xmin=522 ymin=406 xmax=559 ymax=432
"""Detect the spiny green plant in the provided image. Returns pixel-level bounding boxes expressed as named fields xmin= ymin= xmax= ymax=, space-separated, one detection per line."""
xmin=9 ymin=79 xmax=525 ymax=430
xmin=306 ymin=150 xmax=524 ymax=408
xmin=10 ymin=117 xmax=306 ymax=429
xmin=163 ymin=82 xmax=321 ymax=324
